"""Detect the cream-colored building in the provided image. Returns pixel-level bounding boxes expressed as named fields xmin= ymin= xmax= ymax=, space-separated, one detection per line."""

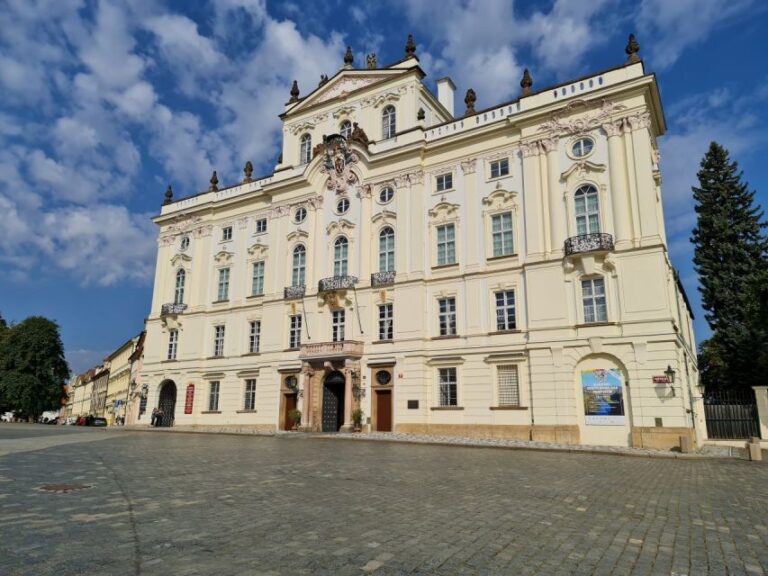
xmin=140 ymin=36 xmax=700 ymax=449
xmin=104 ymin=336 xmax=139 ymax=425
xmin=70 ymin=372 xmax=93 ymax=418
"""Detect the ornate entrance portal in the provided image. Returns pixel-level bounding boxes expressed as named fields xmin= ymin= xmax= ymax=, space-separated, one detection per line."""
xmin=157 ymin=380 xmax=177 ymax=427
xmin=322 ymin=371 xmax=345 ymax=432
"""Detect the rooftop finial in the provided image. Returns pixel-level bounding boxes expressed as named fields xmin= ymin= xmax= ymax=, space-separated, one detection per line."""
xmin=405 ymin=34 xmax=416 ymax=58
xmin=344 ymin=46 xmax=354 ymax=68
xmin=366 ymin=53 xmax=378 ymax=69
xmin=243 ymin=161 xmax=253 ymax=183
xmin=163 ymin=184 xmax=173 ymax=206
xmin=289 ymin=80 xmax=300 ymax=103
xmin=464 ymin=88 xmax=477 ymax=116
xmin=318 ymin=74 xmax=329 ymax=87
xmin=209 ymin=170 xmax=219 ymax=192
xmin=625 ymin=33 xmax=640 ymax=64
xmin=520 ymin=68 xmax=533 ymax=96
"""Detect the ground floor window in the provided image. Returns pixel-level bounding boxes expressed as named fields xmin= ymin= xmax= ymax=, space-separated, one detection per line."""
xmin=289 ymin=315 xmax=302 ymax=349
xmin=243 ymin=379 xmax=256 ymax=410
xmin=208 ymin=381 xmax=220 ymax=411
xmin=438 ymin=367 xmax=457 ymax=406
xmin=497 ymin=365 xmax=520 ymax=406
xmin=378 ymin=303 xmax=393 ymax=340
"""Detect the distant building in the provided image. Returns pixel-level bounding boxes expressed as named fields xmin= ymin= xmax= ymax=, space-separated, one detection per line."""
xmin=89 ymin=366 xmax=110 ymax=417
xmin=125 ymin=331 xmax=146 ymax=425
xmin=140 ymin=35 xmax=699 ymax=449
xmin=104 ymin=336 xmax=139 ymax=425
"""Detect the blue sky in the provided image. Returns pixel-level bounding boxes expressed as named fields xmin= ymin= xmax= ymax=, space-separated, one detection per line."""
xmin=1 ymin=0 xmax=766 ymax=374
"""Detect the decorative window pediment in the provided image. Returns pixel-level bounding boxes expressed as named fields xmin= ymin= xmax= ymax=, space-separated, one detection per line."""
xmin=170 ymin=253 xmax=192 ymax=267
xmin=289 ymin=121 xmax=317 ymax=135
xmin=326 ymin=218 xmax=356 ymax=236
xmin=247 ymin=243 xmax=269 ymax=260
xmin=561 ymin=161 xmax=606 ymax=189
xmin=213 ymin=251 xmax=233 ymax=265
xmin=482 ymin=190 xmax=519 ymax=214
xmin=332 ymin=105 xmax=357 ymax=119
xmin=287 ymin=229 xmax=309 ymax=242
xmin=428 ymin=201 xmax=460 ymax=224
xmin=371 ymin=210 xmax=397 ymax=226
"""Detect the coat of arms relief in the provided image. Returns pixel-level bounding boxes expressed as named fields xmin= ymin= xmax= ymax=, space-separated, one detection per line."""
xmin=321 ymin=135 xmax=359 ymax=195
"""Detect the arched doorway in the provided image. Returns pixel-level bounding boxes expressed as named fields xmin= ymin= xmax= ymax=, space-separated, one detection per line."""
xmin=575 ymin=355 xmax=631 ymax=446
xmin=322 ymin=371 xmax=345 ymax=432
xmin=157 ymin=380 xmax=177 ymax=427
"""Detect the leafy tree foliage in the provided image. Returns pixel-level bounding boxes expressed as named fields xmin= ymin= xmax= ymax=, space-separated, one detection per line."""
xmin=0 ymin=316 xmax=70 ymax=417
xmin=691 ymin=142 xmax=768 ymax=390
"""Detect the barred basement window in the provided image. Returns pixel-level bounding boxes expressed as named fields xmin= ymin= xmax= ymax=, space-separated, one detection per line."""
xmin=217 ymin=268 xmax=230 ymax=301
xmin=497 ymin=365 xmax=520 ymax=406
xmin=289 ymin=315 xmax=302 ymax=349
xmin=438 ymin=297 xmax=457 ymax=336
xmin=244 ymin=379 xmax=256 ymax=410
xmin=438 ymin=367 xmax=457 ymax=406
xmin=494 ymin=290 xmax=516 ymax=331
xmin=251 ymin=261 xmax=264 ymax=296
xmin=490 ymin=158 xmax=509 ymax=178
xmin=378 ymin=303 xmax=393 ymax=340
xmin=249 ymin=321 xmax=261 ymax=353
xmin=208 ymin=381 xmax=220 ymax=411
xmin=167 ymin=329 xmax=178 ymax=360
xmin=332 ymin=309 xmax=345 ymax=342
xmin=213 ymin=325 xmax=225 ymax=357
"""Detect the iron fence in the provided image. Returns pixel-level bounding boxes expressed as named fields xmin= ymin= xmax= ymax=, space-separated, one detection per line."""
xmin=703 ymin=388 xmax=760 ymax=439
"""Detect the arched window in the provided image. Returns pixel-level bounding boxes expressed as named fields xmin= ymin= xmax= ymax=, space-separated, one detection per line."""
xmin=574 ymin=185 xmax=600 ymax=235
xmin=334 ymin=236 xmax=349 ymax=276
xmin=340 ymin=120 xmax=352 ymax=139
xmin=379 ymin=227 xmax=395 ymax=272
xmin=382 ymin=105 xmax=396 ymax=139
xmin=174 ymin=269 xmax=185 ymax=305
xmin=300 ymin=133 xmax=312 ymax=164
xmin=292 ymin=245 xmax=306 ymax=287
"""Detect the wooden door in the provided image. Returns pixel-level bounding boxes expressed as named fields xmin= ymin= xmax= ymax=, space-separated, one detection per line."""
xmin=376 ymin=390 xmax=392 ymax=432
xmin=284 ymin=394 xmax=297 ymax=430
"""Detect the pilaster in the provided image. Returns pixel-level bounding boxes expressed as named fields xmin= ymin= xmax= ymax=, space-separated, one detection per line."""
xmin=521 ymin=143 xmax=544 ymax=258
xmin=603 ymin=120 xmax=632 ymax=247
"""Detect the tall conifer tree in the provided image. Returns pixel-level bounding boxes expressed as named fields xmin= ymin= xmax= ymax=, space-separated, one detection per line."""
xmin=691 ymin=142 xmax=768 ymax=389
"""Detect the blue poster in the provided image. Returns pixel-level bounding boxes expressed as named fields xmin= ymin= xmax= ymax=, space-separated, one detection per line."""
xmin=581 ymin=369 xmax=625 ymax=426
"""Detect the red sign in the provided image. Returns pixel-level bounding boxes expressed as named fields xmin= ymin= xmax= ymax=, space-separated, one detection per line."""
xmin=652 ymin=375 xmax=670 ymax=384
xmin=184 ymin=384 xmax=195 ymax=414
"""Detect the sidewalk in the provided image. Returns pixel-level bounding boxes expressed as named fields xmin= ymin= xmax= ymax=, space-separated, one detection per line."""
xmin=121 ymin=424 xmax=734 ymax=459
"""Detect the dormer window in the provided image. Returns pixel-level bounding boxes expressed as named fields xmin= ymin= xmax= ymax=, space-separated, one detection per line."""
xmin=300 ymin=133 xmax=312 ymax=164
xmin=340 ymin=120 xmax=352 ymax=139
xmin=382 ymin=105 xmax=396 ymax=140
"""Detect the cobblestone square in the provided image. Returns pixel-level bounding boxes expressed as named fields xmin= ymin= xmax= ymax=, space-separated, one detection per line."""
xmin=1 ymin=425 xmax=767 ymax=575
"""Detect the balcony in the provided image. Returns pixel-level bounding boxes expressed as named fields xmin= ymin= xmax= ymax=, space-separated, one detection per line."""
xmin=161 ymin=303 xmax=187 ymax=316
xmin=564 ymin=233 xmax=614 ymax=256
xmin=299 ymin=340 xmax=364 ymax=360
xmin=284 ymin=285 xmax=306 ymax=300
xmin=371 ymin=270 xmax=396 ymax=287
xmin=318 ymin=275 xmax=358 ymax=293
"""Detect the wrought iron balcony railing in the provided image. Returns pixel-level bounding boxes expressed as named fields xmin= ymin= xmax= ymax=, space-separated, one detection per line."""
xmin=318 ymin=275 xmax=358 ymax=293
xmin=371 ymin=270 xmax=396 ymax=287
xmin=564 ymin=233 xmax=614 ymax=256
xmin=299 ymin=340 xmax=364 ymax=360
xmin=161 ymin=303 xmax=187 ymax=316
xmin=284 ymin=285 xmax=306 ymax=299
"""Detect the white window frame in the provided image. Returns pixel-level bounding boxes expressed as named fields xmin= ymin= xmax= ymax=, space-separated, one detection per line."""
xmin=255 ymin=218 xmax=267 ymax=234
xmin=382 ymin=105 xmax=396 ymax=139
xmin=333 ymin=236 xmax=349 ymax=276
xmin=494 ymin=290 xmax=516 ymax=331
xmin=581 ymin=277 xmax=608 ymax=324
xmin=289 ymin=315 xmax=302 ymax=349
xmin=292 ymin=245 xmax=306 ymax=287
xmin=436 ymin=172 xmax=453 ymax=192
xmin=491 ymin=212 xmax=514 ymax=257
xmin=570 ymin=137 xmax=594 ymax=159
xmin=378 ymin=303 xmax=393 ymax=341
xmin=332 ymin=309 xmax=345 ymax=342
xmin=243 ymin=379 xmax=257 ymax=411
xmin=490 ymin=158 xmax=509 ymax=179
xmin=438 ymin=297 xmax=457 ymax=336
xmin=167 ymin=329 xmax=178 ymax=360
xmin=574 ymin=184 xmax=601 ymax=236
xmin=174 ymin=268 xmax=185 ymax=305
xmin=436 ymin=223 xmax=456 ymax=266
xmin=379 ymin=227 xmax=395 ymax=272
xmin=248 ymin=320 xmax=261 ymax=354
xmin=438 ymin=367 xmax=458 ymax=407
xmin=213 ymin=325 xmax=225 ymax=357
xmin=251 ymin=261 xmax=264 ymax=296
xmin=340 ymin=120 xmax=352 ymax=139
xmin=208 ymin=381 xmax=220 ymax=411
xmin=217 ymin=267 xmax=230 ymax=301
xmin=497 ymin=365 xmax=520 ymax=407
xmin=222 ymin=226 xmax=232 ymax=242
xmin=300 ymin=133 xmax=312 ymax=164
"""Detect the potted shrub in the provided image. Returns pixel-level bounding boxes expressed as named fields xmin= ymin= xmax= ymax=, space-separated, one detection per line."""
xmin=351 ymin=408 xmax=364 ymax=432
xmin=288 ymin=409 xmax=302 ymax=431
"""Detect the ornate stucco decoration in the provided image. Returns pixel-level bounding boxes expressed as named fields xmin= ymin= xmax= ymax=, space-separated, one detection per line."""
xmin=461 ymin=158 xmax=477 ymax=175
xmin=170 ymin=253 xmax=192 ymax=267
xmin=247 ymin=243 xmax=269 ymax=259
xmin=362 ymin=86 xmax=407 ymax=108
xmin=317 ymin=76 xmax=388 ymax=103
xmin=306 ymin=195 xmax=324 ymax=210
xmin=428 ymin=201 xmax=460 ymax=223
xmin=326 ymin=218 xmax=356 ymax=236
xmin=321 ymin=136 xmax=359 ymax=195
xmin=332 ymin=105 xmax=357 ymax=119
xmin=166 ymin=214 xmax=203 ymax=236
xmin=193 ymin=225 xmax=213 ymax=238
xmin=372 ymin=210 xmax=397 ymax=227
xmin=483 ymin=148 xmax=517 ymax=163
xmin=213 ymin=251 xmax=234 ymax=265
xmin=539 ymin=99 xmax=627 ymax=137
xmin=481 ymin=190 xmax=518 ymax=214
xmin=288 ymin=121 xmax=317 ymax=135
xmin=286 ymin=229 xmax=309 ymax=242
xmin=158 ymin=236 xmax=175 ymax=247
xmin=561 ymin=161 xmax=607 ymax=190
xmin=237 ymin=216 xmax=249 ymax=230
xmin=270 ymin=205 xmax=291 ymax=219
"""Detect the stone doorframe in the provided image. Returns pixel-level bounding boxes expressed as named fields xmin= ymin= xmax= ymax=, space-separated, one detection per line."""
xmin=301 ymin=359 xmax=361 ymax=432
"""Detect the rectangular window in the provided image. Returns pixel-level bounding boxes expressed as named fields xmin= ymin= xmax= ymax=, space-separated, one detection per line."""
xmin=438 ymin=297 xmax=457 ymax=336
xmin=332 ymin=309 xmax=345 ymax=342
xmin=495 ymin=290 xmax=516 ymax=331
xmin=243 ymin=379 xmax=257 ymax=411
xmin=438 ymin=367 xmax=457 ymax=407
xmin=289 ymin=315 xmax=302 ymax=349
xmin=251 ymin=261 xmax=265 ymax=296
xmin=217 ymin=268 xmax=230 ymax=301
xmin=222 ymin=226 xmax=232 ymax=242
xmin=248 ymin=321 xmax=261 ymax=354
xmin=167 ymin=329 xmax=178 ymax=360
xmin=208 ymin=381 xmax=220 ymax=411
xmin=255 ymin=218 xmax=267 ymax=234
xmin=491 ymin=212 xmax=514 ymax=257
xmin=214 ymin=325 xmax=225 ymax=357
xmin=497 ymin=365 xmax=520 ymax=406
xmin=436 ymin=172 xmax=453 ymax=192
xmin=378 ymin=303 xmax=393 ymax=341
xmin=582 ymin=278 xmax=608 ymax=323
xmin=490 ymin=158 xmax=509 ymax=179
xmin=436 ymin=224 xmax=456 ymax=266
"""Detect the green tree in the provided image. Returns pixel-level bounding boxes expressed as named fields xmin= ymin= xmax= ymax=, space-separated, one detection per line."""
xmin=691 ymin=142 xmax=768 ymax=390
xmin=0 ymin=316 xmax=70 ymax=418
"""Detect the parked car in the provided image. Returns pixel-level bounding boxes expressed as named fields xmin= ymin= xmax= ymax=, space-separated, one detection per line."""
xmin=44 ymin=417 xmax=59 ymax=425
xmin=64 ymin=417 xmax=77 ymax=425
xmin=40 ymin=410 xmax=60 ymax=424
xmin=1 ymin=412 xmax=15 ymax=423
xmin=91 ymin=417 xmax=107 ymax=427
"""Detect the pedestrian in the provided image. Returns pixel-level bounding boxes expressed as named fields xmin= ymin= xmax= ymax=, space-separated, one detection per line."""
xmin=156 ymin=408 xmax=164 ymax=427
xmin=150 ymin=408 xmax=158 ymax=427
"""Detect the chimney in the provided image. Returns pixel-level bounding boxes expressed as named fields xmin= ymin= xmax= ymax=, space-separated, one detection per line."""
xmin=436 ymin=77 xmax=456 ymax=118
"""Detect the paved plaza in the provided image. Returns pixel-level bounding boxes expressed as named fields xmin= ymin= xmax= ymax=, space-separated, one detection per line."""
xmin=1 ymin=425 xmax=767 ymax=575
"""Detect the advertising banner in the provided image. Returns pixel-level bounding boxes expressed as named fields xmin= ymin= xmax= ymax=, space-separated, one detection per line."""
xmin=581 ymin=369 xmax=625 ymax=426
xmin=184 ymin=384 xmax=195 ymax=415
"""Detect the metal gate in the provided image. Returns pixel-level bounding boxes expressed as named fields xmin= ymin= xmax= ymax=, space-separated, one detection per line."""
xmin=704 ymin=388 xmax=760 ymax=439
xmin=322 ymin=371 xmax=345 ymax=432
xmin=158 ymin=381 xmax=177 ymax=427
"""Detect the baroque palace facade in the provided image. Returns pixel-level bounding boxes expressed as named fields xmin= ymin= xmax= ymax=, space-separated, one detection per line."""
xmin=141 ymin=35 xmax=700 ymax=449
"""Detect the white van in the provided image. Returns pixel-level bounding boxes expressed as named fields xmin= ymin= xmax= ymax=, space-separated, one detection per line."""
xmin=41 ymin=410 xmax=60 ymax=423
xmin=1 ymin=411 xmax=15 ymax=422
